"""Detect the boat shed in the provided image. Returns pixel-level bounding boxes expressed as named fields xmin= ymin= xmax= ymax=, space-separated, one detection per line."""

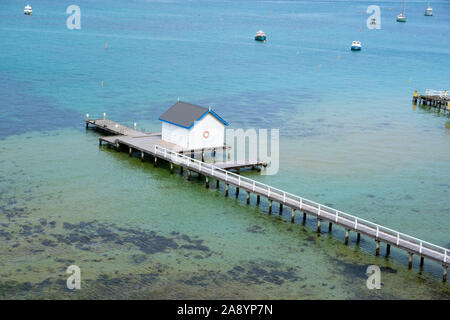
xmin=159 ymin=101 xmax=229 ymax=150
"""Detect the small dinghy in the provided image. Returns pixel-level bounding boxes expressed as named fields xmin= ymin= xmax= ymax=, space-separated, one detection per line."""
xmin=254 ymin=30 xmax=266 ymax=41
xmin=351 ymin=41 xmax=361 ymax=51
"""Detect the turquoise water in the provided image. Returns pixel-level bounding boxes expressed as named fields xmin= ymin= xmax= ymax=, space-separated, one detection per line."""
xmin=1 ymin=0 xmax=449 ymax=299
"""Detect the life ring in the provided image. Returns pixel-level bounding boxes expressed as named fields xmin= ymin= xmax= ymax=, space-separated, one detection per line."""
xmin=203 ymin=130 xmax=210 ymax=139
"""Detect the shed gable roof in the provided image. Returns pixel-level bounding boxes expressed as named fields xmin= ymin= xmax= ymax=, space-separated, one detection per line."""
xmin=159 ymin=101 xmax=229 ymax=129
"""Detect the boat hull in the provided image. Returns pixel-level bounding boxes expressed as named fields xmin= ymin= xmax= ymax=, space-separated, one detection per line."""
xmin=254 ymin=36 xmax=266 ymax=41
xmin=396 ymin=17 xmax=406 ymax=22
xmin=351 ymin=46 xmax=361 ymax=51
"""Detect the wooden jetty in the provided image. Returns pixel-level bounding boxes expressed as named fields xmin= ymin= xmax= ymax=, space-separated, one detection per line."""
xmin=413 ymin=89 xmax=449 ymax=111
xmin=86 ymin=116 xmax=449 ymax=282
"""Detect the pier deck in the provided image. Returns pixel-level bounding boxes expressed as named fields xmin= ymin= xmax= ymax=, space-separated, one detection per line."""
xmin=86 ymin=117 xmax=449 ymax=282
xmin=413 ymin=89 xmax=449 ymax=111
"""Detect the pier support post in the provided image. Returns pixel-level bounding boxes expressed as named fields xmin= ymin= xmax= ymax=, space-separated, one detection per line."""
xmin=356 ymin=233 xmax=361 ymax=244
xmin=420 ymin=256 xmax=424 ymax=268
xmin=141 ymin=151 xmax=144 ymax=162
xmin=408 ymin=253 xmax=413 ymax=269
xmin=291 ymin=208 xmax=295 ymax=223
xmin=386 ymin=244 xmax=391 ymax=257
xmin=269 ymin=200 xmax=273 ymax=215
xmin=302 ymin=212 xmax=306 ymax=224
xmin=345 ymin=229 xmax=350 ymax=245
xmin=170 ymin=163 xmax=174 ymax=174
xmin=129 ymin=147 xmax=132 ymax=157
xmin=154 ymin=156 xmax=158 ymax=167
xmin=246 ymin=191 xmax=250 ymax=204
xmin=205 ymin=176 xmax=209 ymax=188
xmin=279 ymin=204 xmax=283 ymax=215
xmin=99 ymin=139 xmax=102 ymax=146
xmin=212 ymin=148 xmax=216 ymax=157
xmin=257 ymin=195 xmax=260 ymax=205
xmin=201 ymin=149 xmax=205 ymax=162
xmin=225 ymin=184 xmax=229 ymax=197
xmin=216 ymin=180 xmax=219 ymax=189
xmin=328 ymin=222 xmax=332 ymax=233
xmin=116 ymin=143 xmax=120 ymax=152
xmin=317 ymin=218 xmax=321 ymax=233
xmin=236 ymin=187 xmax=239 ymax=197
xmin=443 ymin=265 xmax=447 ymax=283
xmin=376 ymin=240 xmax=380 ymax=256
xmin=187 ymin=170 xmax=191 ymax=181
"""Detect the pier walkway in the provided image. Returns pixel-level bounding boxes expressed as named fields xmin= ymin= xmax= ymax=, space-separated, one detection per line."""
xmin=86 ymin=117 xmax=449 ymax=282
xmin=413 ymin=89 xmax=449 ymax=111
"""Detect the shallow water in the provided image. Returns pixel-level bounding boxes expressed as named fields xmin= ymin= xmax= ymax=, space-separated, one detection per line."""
xmin=0 ymin=0 xmax=449 ymax=299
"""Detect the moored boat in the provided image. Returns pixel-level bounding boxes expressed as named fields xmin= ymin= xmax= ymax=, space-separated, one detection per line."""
xmin=351 ymin=41 xmax=361 ymax=51
xmin=24 ymin=4 xmax=32 ymax=15
xmin=397 ymin=0 xmax=406 ymax=22
xmin=425 ymin=2 xmax=433 ymax=16
xmin=254 ymin=30 xmax=266 ymax=41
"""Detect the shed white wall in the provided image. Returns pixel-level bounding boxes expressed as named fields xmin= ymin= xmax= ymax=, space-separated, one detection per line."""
xmin=188 ymin=113 xmax=225 ymax=150
xmin=161 ymin=122 xmax=189 ymax=149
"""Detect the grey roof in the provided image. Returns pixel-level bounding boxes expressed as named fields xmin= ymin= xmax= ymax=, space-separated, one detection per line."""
xmin=159 ymin=101 xmax=228 ymax=129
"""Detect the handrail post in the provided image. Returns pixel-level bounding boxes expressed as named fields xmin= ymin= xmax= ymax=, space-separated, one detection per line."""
xmin=419 ymin=241 xmax=423 ymax=254
xmin=283 ymin=192 xmax=286 ymax=203
xmin=354 ymin=218 xmax=357 ymax=230
xmin=318 ymin=204 xmax=321 ymax=217
xmin=299 ymin=198 xmax=303 ymax=209
xmin=335 ymin=211 xmax=338 ymax=223
xmin=396 ymin=233 xmax=400 ymax=246
xmin=238 ymin=176 xmax=241 ymax=186
xmin=376 ymin=226 xmax=379 ymax=239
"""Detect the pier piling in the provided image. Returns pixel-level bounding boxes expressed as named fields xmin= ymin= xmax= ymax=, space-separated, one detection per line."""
xmin=356 ymin=233 xmax=361 ymax=244
xmin=225 ymin=183 xmax=229 ymax=197
xmin=269 ymin=200 xmax=273 ymax=215
xmin=257 ymin=195 xmax=260 ymax=205
xmin=205 ymin=176 xmax=209 ymax=188
xmin=317 ymin=218 xmax=321 ymax=233
xmin=376 ymin=240 xmax=380 ymax=256
xmin=444 ymin=266 xmax=448 ymax=283
xmin=246 ymin=191 xmax=250 ymax=204
xmin=345 ymin=229 xmax=350 ymax=245
xmin=328 ymin=222 xmax=332 ymax=232
xmin=291 ymin=208 xmax=295 ymax=223
xmin=408 ymin=253 xmax=413 ymax=269
xmin=279 ymin=203 xmax=283 ymax=215
xmin=386 ymin=244 xmax=391 ymax=257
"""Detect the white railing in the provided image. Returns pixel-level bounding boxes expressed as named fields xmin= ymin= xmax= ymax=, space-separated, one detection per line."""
xmin=154 ymin=145 xmax=449 ymax=264
xmin=425 ymin=89 xmax=448 ymax=98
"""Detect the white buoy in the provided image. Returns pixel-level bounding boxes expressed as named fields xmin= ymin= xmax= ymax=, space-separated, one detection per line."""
xmin=103 ymin=112 xmax=106 ymax=120
xmin=86 ymin=113 xmax=89 ymax=120
xmin=134 ymin=122 xmax=137 ymax=130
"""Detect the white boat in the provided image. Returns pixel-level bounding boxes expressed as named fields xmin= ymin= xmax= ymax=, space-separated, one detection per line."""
xmin=425 ymin=2 xmax=433 ymax=16
xmin=254 ymin=30 xmax=266 ymax=41
xmin=351 ymin=41 xmax=361 ymax=51
xmin=24 ymin=4 xmax=32 ymax=15
xmin=397 ymin=0 xmax=406 ymax=22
